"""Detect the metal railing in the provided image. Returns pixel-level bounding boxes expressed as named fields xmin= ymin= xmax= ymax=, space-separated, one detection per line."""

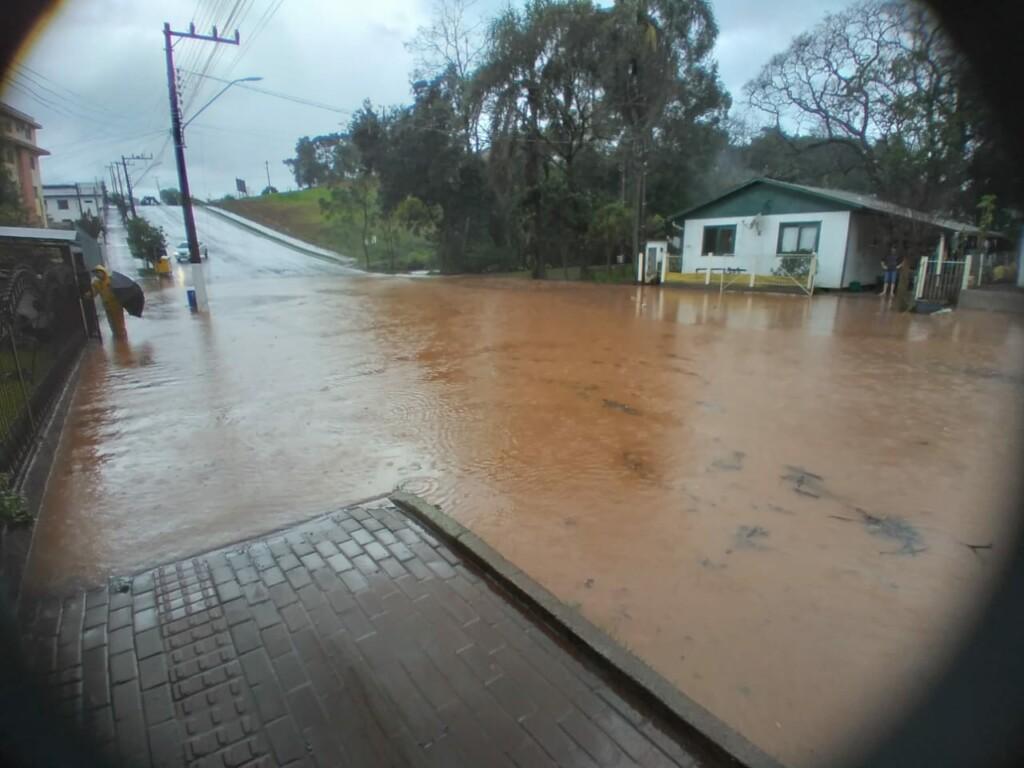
xmin=0 ymin=253 xmax=90 ymax=477
xmin=915 ymin=255 xmax=970 ymax=305
xmin=667 ymin=252 xmax=818 ymax=295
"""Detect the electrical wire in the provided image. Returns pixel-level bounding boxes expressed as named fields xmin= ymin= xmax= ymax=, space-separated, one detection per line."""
xmin=11 ymin=64 xmax=134 ymax=122
xmin=178 ymin=69 xmax=352 ymax=115
xmin=221 ymin=0 xmax=284 ymax=79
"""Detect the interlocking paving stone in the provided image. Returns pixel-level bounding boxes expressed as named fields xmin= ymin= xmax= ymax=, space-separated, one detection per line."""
xmin=20 ymin=498 xmax=705 ymax=768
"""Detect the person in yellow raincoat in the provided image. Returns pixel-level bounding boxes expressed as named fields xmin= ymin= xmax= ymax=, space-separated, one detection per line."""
xmin=91 ymin=265 xmax=127 ymax=339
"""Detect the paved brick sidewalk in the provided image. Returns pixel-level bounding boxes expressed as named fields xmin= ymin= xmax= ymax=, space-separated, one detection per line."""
xmin=19 ymin=499 xmax=706 ymax=767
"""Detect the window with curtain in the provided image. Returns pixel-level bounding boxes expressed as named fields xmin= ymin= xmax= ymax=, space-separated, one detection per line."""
xmin=778 ymin=222 xmax=821 ymax=254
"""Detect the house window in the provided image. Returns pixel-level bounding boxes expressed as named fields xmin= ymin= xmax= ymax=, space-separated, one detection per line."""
xmin=778 ymin=222 xmax=821 ymax=254
xmin=57 ymin=199 xmax=69 ymax=210
xmin=701 ymin=225 xmax=736 ymax=256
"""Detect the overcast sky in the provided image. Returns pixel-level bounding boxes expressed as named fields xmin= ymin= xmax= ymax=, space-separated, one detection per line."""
xmin=1 ymin=0 xmax=850 ymax=200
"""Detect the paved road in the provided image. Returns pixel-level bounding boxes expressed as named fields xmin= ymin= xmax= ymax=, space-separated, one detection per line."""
xmin=135 ymin=204 xmax=354 ymax=281
xmin=19 ymin=499 xmax=707 ymax=768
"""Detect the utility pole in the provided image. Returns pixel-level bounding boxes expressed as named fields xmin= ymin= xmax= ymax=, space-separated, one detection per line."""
xmin=163 ymin=22 xmax=240 ymax=265
xmin=111 ymin=162 xmax=129 ymax=221
xmin=121 ymin=153 xmax=152 ymax=218
xmin=264 ymin=160 xmax=271 ymax=190
xmin=107 ymin=166 xmax=117 ymax=204
xmin=111 ymin=162 xmax=124 ymax=201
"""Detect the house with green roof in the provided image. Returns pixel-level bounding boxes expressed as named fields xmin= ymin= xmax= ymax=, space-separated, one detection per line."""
xmin=668 ymin=178 xmax=994 ymax=290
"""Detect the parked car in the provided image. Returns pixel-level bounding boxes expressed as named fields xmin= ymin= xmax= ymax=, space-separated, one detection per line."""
xmin=174 ymin=241 xmax=209 ymax=262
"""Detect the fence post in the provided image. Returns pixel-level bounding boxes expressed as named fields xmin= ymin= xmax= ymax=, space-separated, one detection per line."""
xmin=705 ymin=258 xmax=712 ymax=285
xmin=807 ymin=254 xmax=817 ymax=295
xmin=915 ymin=255 xmax=929 ymax=299
xmin=962 ymin=253 xmax=972 ymax=291
xmin=935 ymin=234 xmax=945 ymax=276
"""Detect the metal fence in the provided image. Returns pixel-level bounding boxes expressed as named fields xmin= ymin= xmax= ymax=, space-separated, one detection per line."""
xmin=665 ymin=253 xmax=818 ymax=295
xmin=915 ymin=255 xmax=970 ymax=305
xmin=0 ymin=250 xmax=90 ymax=478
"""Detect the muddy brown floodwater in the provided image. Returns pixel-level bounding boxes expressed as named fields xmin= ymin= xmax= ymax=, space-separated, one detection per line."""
xmin=27 ymin=255 xmax=1024 ymax=766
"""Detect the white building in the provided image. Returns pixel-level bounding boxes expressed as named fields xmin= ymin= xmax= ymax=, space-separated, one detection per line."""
xmin=43 ymin=182 xmax=104 ymax=225
xmin=671 ymin=178 xmax=989 ymax=290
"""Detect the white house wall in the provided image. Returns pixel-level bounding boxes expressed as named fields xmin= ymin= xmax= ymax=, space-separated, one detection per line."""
xmin=841 ymin=212 xmax=887 ymax=287
xmin=44 ymin=189 xmax=100 ymax=224
xmin=680 ymin=211 xmax=851 ymax=289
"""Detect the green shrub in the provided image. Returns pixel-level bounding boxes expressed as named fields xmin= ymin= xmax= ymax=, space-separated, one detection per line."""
xmin=126 ymin=217 xmax=167 ymax=264
xmin=0 ymin=473 xmax=31 ymax=526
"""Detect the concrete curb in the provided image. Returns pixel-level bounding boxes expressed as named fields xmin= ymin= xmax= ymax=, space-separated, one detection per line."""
xmin=390 ymin=490 xmax=787 ymax=768
xmin=201 ymin=205 xmax=354 ymax=268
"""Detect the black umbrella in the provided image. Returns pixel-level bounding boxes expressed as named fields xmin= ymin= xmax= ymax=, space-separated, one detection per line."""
xmin=109 ymin=271 xmax=145 ymax=317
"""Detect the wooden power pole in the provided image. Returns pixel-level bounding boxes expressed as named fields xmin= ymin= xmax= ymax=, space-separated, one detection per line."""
xmin=163 ymin=22 xmax=240 ymax=264
xmin=121 ymin=153 xmax=152 ymax=219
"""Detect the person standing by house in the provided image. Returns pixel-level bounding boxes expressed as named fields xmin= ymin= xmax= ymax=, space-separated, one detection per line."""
xmin=90 ymin=265 xmax=126 ymax=339
xmin=880 ymin=244 xmax=902 ymax=297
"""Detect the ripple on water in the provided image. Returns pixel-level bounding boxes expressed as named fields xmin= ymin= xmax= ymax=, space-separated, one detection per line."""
xmin=396 ymin=474 xmax=443 ymax=502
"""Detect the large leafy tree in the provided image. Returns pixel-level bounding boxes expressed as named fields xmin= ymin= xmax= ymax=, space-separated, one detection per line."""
xmin=744 ymin=1 xmax=984 ymax=215
xmin=375 ymin=76 xmax=492 ymax=273
xmin=284 ymin=134 xmax=341 ymax=188
xmin=602 ymin=0 xmax=723 ymax=260
xmin=406 ymin=0 xmax=487 ymax=151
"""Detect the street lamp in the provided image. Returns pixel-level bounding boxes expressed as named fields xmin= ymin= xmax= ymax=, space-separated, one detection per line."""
xmin=182 ymin=76 xmax=263 ymax=130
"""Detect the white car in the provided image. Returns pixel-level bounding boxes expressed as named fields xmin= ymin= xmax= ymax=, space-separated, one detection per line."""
xmin=174 ymin=241 xmax=209 ymax=262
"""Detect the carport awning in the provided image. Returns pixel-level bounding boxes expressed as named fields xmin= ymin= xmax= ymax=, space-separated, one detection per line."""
xmin=0 ymin=226 xmax=79 ymax=248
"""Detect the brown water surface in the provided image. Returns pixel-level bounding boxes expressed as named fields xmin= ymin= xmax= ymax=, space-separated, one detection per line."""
xmin=28 ymin=212 xmax=1024 ymax=766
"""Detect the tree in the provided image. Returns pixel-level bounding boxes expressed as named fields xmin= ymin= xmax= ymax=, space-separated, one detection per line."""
xmin=284 ymin=134 xmax=340 ymax=188
xmin=76 ymin=211 xmax=105 ymax=240
xmin=159 ymin=187 xmax=182 ymax=205
xmin=0 ymin=166 xmax=28 ymax=226
xmin=407 ymin=0 xmax=487 ymax=151
xmin=590 ymin=200 xmax=631 ymax=269
xmin=602 ymin=0 xmax=723 ymax=262
xmin=320 ymin=176 xmax=378 ymax=270
xmin=477 ymin=0 xmax=611 ymax=277
xmin=125 ymin=217 xmax=167 ymax=266
xmin=378 ymin=195 xmax=442 ymax=273
xmin=744 ymin=1 xmax=981 ymax=214
xmin=375 ymin=76 xmax=492 ymax=273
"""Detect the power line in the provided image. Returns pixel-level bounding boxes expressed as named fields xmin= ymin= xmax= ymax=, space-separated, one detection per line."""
xmin=11 ymin=64 xmax=132 ymax=122
xmin=181 ymin=0 xmax=254 ymax=116
xmin=179 ymin=69 xmax=352 ymax=115
xmin=224 ymin=0 xmax=283 ymax=77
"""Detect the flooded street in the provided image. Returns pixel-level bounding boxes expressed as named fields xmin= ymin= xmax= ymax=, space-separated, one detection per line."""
xmin=26 ymin=209 xmax=1024 ymax=766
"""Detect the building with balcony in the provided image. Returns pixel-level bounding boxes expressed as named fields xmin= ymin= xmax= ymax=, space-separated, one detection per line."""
xmin=0 ymin=101 xmax=49 ymax=225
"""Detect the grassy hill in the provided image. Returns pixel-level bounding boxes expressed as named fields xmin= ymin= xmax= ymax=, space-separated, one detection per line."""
xmin=216 ymin=188 xmax=435 ymax=272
